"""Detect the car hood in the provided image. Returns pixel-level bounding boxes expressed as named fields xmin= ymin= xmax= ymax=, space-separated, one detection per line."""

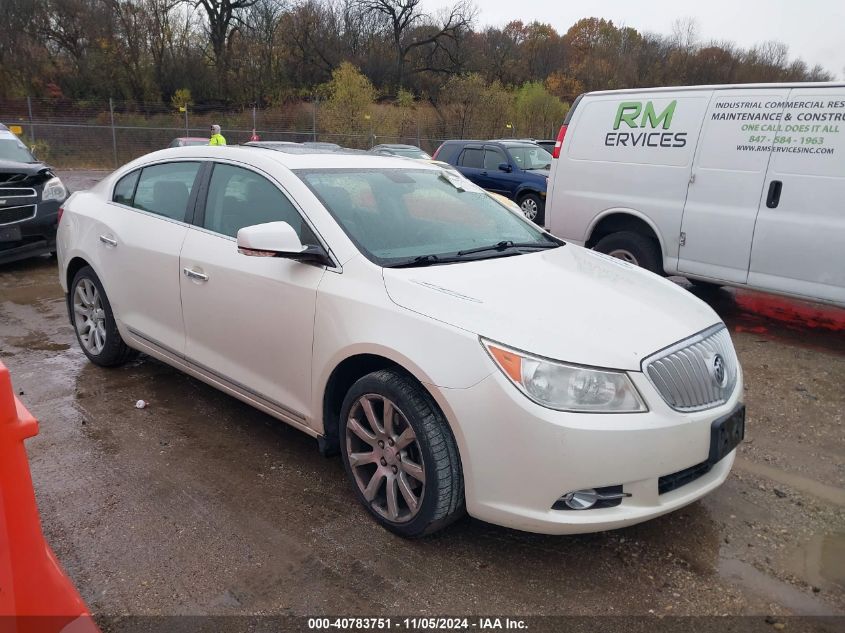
xmin=0 ymin=159 xmax=51 ymax=176
xmin=382 ymin=245 xmax=722 ymax=371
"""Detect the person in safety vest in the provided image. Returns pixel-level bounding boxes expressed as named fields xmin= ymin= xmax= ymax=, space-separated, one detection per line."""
xmin=209 ymin=124 xmax=227 ymax=146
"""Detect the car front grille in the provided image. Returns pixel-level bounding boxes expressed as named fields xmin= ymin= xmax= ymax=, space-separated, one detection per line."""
xmin=642 ymin=324 xmax=738 ymax=412
xmin=0 ymin=205 xmax=37 ymax=225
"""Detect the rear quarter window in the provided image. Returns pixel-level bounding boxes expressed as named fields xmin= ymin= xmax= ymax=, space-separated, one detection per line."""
xmin=112 ymin=170 xmax=140 ymax=205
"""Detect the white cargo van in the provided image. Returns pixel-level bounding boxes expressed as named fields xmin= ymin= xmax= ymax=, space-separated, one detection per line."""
xmin=545 ymin=82 xmax=845 ymax=307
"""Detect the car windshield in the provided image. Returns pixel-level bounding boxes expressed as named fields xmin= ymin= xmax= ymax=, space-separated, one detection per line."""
xmin=507 ymin=145 xmax=552 ymax=170
xmin=0 ymin=138 xmax=37 ymax=163
xmin=391 ymin=148 xmax=431 ymax=159
xmin=297 ymin=168 xmax=559 ymax=267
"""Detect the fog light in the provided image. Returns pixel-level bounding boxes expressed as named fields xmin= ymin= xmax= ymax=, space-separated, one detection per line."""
xmin=560 ymin=489 xmax=599 ymax=510
xmin=553 ymin=485 xmax=630 ymax=511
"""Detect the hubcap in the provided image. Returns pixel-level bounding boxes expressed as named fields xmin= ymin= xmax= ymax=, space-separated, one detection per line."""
xmin=73 ymin=278 xmax=106 ymax=355
xmin=520 ymin=197 xmax=538 ymax=220
xmin=607 ymin=248 xmax=638 ymax=265
xmin=346 ymin=394 xmax=425 ymax=523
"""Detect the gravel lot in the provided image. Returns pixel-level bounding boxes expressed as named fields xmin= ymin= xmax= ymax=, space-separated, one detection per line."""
xmin=0 ymin=170 xmax=842 ymax=622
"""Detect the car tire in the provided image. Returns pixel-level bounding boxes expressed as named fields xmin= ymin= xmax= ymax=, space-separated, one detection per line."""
xmin=518 ymin=193 xmax=545 ymax=225
xmin=339 ymin=368 xmax=465 ymax=537
xmin=70 ymin=266 xmax=135 ymax=367
xmin=594 ymin=230 xmax=663 ymax=275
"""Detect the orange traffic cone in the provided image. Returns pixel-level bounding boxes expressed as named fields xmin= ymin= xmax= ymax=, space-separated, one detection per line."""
xmin=0 ymin=361 xmax=100 ymax=633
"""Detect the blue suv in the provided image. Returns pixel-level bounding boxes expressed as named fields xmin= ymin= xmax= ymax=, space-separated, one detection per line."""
xmin=432 ymin=140 xmax=551 ymax=224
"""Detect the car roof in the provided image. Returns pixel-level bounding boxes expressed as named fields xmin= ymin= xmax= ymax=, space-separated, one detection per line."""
xmin=126 ymin=145 xmax=439 ymax=171
xmin=0 ymin=124 xmax=8 ymax=131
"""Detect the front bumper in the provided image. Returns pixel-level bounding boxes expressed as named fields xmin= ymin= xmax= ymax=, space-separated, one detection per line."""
xmin=430 ymin=368 xmax=743 ymax=535
xmin=0 ymin=200 xmax=60 ymax=264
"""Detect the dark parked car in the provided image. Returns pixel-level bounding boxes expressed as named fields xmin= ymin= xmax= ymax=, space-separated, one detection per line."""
xmin=535 ymin=140 xmax=556 ymax=153
xmin=432 ymin=140 xmax=551 ymax=224
xmin=168 ymin=137 xmax=210 ymax=147
xmin=370 ymin=144 xmax=431 ymax=159
xmin=0 ymin=125 xmax=69 ymax=264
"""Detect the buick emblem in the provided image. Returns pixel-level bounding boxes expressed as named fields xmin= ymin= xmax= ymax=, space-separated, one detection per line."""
xmin=711 ymin=354 xmax=727 ymax=387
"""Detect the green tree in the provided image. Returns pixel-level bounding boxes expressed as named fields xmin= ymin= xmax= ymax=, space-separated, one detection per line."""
xmin=323 ymin=62 xmax=377 ymax=143
xmin=513 ymin=82 xmax=567 ymax=139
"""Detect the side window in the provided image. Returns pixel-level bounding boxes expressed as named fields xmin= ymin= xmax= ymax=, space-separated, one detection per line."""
xmin=132 ymin=162 xmax=201 ymax=221
xmin=112 ymin=170 xmax=139 ymax=205
xmin=483 ymin=148 xmax=506 ymax=170
xmin=458 ymin=148 xmax=483 ymax=168
xmin=203 ymin=163 xmax=314 ymax=243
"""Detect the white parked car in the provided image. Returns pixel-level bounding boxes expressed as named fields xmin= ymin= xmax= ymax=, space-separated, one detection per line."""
xmin=546 ymin=82 xmax=845 ymax=307
xmin=57 ymin=146 xmax=744 ymax=537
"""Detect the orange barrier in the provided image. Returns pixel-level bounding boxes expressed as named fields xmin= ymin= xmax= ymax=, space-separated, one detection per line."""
xmin=0 ymin=362 xmax=99 ymax=633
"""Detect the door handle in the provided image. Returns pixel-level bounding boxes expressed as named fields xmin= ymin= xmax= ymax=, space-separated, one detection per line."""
xmin=766 ymin=180 xmax=783 ymax=209
xmin=99 ymin=235 xmax=117 ymax=247
xmin=183 ymin=267 xmax=208 ymax=282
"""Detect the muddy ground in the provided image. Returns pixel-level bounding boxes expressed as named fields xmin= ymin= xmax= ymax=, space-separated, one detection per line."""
xmin=0 ymin=170 xmax=842 ymax=619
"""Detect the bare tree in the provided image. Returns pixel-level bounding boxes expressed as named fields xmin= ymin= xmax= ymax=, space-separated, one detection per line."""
xmin=192 ymin=0 xmax=257 ymax=93
xmin=358 ymin=0 xmax=475 ymax=88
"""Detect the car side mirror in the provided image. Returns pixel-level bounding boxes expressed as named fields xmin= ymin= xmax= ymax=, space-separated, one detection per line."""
xmin=236 ymin=221 xmax=331 ymax=266
xmin=498 ymin=163 xmax=512 ymax=173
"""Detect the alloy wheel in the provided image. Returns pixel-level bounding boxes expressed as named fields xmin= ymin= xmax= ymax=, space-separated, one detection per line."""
xmin=520 ymin=197 xmax=538 ymax=220
xmin=607 ymin=248 xmax=639 ymax=265
xmin=73 ymin=278 xmax=106 ymax=355
xmin=345 ymin=394 xmax=426 ymax=523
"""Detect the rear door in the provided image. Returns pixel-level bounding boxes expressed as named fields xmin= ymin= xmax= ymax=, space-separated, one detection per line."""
xmin=678 ymin=88 xmax=791 ymax=283
xmin=98 ymin=160 xmax=203 ymax=354
xmin=455 ymin=145 xmax=485 ymax=187
xmin=746 ymin=87 xmax=845 ymax=305
xmin=477 ymin=145 xmax=514 ymax=195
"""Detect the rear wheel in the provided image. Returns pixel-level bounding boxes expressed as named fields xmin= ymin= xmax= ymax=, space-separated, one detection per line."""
xmin=339 ymin=369 xmax=464 ymax=537
xmin=594 ymin=230 xmax=663 ymax=275
xmin=518 ymin=193 xmax=545 ymax=225
xmin=71 ymin=266 xmax=135 ymax=367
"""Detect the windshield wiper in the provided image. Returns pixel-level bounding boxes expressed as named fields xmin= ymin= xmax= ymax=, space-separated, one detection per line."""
xmin=388 ymin=254 xmax=448 ymax=268
xmin=456 ymin=240 xmax=560 ymax=257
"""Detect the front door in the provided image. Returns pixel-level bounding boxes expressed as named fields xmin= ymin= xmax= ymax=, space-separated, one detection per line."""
xmin=747 ymin=86 xmax=845 ymax=305
xmin=678 ymin=89 xmax=791 ymax=283
xmin=179 ymin=162 xmax=326 ymax=421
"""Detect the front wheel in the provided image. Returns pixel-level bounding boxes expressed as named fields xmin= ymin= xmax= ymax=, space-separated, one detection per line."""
xmin=518 ymin=193 xmax=545 ymax=225
xmin=339 ymin=369 xmax=465 ymax=537
xmin=70 ymin=266 xmax=135 ymax=367
xmin=594 ymin=230 xmax=663 ymax=275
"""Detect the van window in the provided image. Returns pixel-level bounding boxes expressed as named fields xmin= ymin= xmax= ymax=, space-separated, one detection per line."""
xmin=132 ymin=162 xmax=201 ymax=221
xmin=567 ymin=96 xmax=707 ymax=167
xmin=459 ymin=148 xmax=484 ymax=169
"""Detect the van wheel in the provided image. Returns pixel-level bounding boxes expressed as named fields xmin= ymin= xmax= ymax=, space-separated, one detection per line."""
xmin=594 ymin=231 xmax=663 ymax=275
xmin=339 ymin=369 xmax=465 ymax=538
xmin=519 ymin=193 xmax=544 ymax=225
xmin=70 ymin=266 xmax=135 ymax=367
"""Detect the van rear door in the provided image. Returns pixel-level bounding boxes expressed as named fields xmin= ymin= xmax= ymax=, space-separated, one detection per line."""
xmin=747 ymin=86 xmax=845 ymax=306
xmin=678 ymin=88 xmax=791 ymax=283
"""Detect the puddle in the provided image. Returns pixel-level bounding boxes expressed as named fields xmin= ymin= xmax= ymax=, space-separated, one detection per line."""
xmin=786 ymin=532 xmax=845 ymax=590
xmin=734 ymin=458 xmax=845 ymax=508
xmin=719 ymin=557 xmax=841 ymax=615
xmin=5 ymin=335 xmax=70 ymax=353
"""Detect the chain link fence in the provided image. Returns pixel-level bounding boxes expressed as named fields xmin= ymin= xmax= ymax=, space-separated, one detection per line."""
xmin=0 ymin=97 xmax=468 ymax=170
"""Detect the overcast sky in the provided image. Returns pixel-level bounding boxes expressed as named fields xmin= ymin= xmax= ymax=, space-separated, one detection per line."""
xmin=425 ymin=0 xmax=844 ymax=80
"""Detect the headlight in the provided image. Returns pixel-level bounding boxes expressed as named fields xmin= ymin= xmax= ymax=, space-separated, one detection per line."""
xmin=42 ymin=177 xmax=67 ymax=202
xmin=482 ymin=339 xmax=647 ymax=413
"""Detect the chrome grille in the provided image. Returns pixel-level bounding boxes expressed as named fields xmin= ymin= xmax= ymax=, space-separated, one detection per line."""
xmin=642 ymin=324 xmax=738 ymax=412
xmin=0 ymin=204 xmax=36 ymax=225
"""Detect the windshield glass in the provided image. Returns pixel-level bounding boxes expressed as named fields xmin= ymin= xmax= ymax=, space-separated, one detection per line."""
xmin=0 ymin=137 xmax=37 ymax=163
xmin=297 ymin=168 xmax=557 ymax=266
xmin=392 ymin=148 xmax=431 ymax=159
xmin=507 ymin=145 xmax=551 ymax=170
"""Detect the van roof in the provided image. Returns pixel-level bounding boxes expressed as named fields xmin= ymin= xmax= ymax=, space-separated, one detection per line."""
xmin=585 ymin=81 xmax=845 ymax=97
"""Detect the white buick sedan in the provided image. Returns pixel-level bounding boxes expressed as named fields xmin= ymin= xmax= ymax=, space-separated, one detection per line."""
xmin=57 ymin=145 xmax=744 ymax=537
